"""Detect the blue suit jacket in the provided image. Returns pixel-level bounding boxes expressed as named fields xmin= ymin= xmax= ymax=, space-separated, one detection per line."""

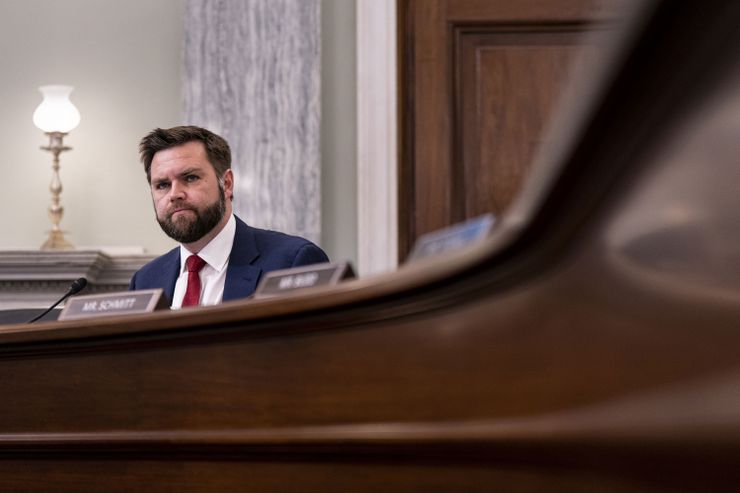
xmin=129 ymin=216 xmax=329 ymax=303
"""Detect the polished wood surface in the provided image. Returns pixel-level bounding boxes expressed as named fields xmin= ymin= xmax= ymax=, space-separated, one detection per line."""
xmin=1 ymin=2 xmax=740 ymax=491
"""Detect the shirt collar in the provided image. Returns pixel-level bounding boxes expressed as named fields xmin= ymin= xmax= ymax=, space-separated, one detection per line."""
xmin=179 ymin=214 xmax=236 ymax=274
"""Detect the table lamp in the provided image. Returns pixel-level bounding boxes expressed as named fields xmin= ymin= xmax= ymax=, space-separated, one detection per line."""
xmin=32 ymin=85 xmax=81 ymax=250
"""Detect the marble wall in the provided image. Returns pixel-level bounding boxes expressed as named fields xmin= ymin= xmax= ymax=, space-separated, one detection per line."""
xmin=184 ymin=0 xmax=321 ymax=243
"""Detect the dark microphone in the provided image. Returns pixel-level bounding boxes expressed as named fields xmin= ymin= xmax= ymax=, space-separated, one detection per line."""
xmin=27 ymin=277 xmax=88 ymax=324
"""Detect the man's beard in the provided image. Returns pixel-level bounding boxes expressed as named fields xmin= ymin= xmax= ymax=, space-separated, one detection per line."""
xmin=157 ymin=185 xmax=226 ymax=244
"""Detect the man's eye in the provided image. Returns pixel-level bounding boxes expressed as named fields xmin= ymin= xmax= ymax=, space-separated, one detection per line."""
xmin=154 ymin=182 xmax=170 ymax=190
xmin=185 ymin=175 xmax=199 ymax=182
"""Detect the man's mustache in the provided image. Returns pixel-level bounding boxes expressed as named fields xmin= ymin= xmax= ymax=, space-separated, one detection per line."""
xmin=165 ymin=204 xmax=197 ymax=218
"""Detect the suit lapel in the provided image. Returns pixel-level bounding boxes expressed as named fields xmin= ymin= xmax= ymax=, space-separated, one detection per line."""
xmin=223 ymin=217 xmax=263 ymax=301
xmin=223 ymin=263 xmax=263 ymax=301
xmin=160 ymin=248 xmax=181 ymax=304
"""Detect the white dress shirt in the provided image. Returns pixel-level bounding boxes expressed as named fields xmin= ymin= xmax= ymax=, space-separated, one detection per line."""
xmin=171 ymin=214 xmax=236 ymax=309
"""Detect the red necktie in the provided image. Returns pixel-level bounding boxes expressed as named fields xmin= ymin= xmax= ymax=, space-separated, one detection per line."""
xmin=182 ymin=255 xmax=207 ymax=307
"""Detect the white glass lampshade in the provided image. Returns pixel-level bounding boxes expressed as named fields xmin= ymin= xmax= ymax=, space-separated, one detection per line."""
xmin=32 ymin=85 xmax=81 ymax=133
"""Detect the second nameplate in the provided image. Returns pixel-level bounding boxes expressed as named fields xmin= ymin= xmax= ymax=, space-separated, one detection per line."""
xmin=253 ymin=262 xmax=355 ymax=299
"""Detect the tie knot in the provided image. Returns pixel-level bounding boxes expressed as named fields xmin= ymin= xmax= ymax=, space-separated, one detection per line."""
xmin=186 ymin=255 xmax=207 ymax=273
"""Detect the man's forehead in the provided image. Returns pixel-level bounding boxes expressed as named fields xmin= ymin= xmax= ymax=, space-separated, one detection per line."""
xmin=152 ymin=140 xmax=207 ymax=164
xmin=150 ymin=142 xmax=213 ymax=176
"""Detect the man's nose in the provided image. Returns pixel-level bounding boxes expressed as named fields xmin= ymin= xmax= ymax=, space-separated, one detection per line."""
xmin=169 ymin=181 xmax=186 ymax=201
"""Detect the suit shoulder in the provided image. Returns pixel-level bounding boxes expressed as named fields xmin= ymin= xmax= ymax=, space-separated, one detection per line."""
xmin=248 ymin=226 xmax=329 ymax=266
xmin=250 ymin=226 xmax=312 ymax=247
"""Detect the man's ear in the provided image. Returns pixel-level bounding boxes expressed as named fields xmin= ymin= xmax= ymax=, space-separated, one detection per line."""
xmin=222 ymin=169 xmax=234 ymax=200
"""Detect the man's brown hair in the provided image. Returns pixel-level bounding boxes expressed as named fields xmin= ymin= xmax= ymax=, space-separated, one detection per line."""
xmin=139 ymin=126 xmax=231 ymax=183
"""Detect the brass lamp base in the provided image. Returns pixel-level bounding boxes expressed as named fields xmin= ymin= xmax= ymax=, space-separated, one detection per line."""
xmin=41 ymin=230 xmax=74 ymax=251
xmin=39 ymin=132 xmax=74 ymax=252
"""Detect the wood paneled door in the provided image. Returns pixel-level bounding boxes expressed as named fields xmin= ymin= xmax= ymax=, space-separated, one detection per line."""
xmin=398 ymin=0 xmax=619 ymax=259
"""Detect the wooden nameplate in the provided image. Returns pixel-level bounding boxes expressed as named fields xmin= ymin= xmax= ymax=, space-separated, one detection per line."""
xmin=59 ymin=289 xmax=169 ymax=320
xmin=254 ymin=262 xmax=355 ymax=299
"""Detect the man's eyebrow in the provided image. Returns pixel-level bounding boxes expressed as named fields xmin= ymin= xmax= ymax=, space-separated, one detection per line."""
xmin=178 ymin=167 xmax=202 ymax=177
xmin=151 ymin=167 xmax=203 ymax=184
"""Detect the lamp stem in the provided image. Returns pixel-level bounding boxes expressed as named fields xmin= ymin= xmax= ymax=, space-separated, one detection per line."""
xmin=40 ymin=132 xmax=73 ymax=250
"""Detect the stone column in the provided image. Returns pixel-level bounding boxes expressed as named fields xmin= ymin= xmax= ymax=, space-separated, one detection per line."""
xmin=184 ymin=0 xmax=321 ymax=243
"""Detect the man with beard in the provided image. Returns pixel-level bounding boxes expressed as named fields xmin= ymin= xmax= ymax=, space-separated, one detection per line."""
xmin=129 ymin=126 xmax=329 ymax=308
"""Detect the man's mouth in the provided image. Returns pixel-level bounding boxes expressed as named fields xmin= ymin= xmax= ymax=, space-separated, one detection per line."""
xmin=170 ymin=207 xmax=195 ymax=218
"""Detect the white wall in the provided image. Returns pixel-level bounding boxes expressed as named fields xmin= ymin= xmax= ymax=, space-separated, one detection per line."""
xmin=321 ymin=0 xmax=357 ymax=266
xmin=0 ymin=0 xmax=184 ymax=254
xmin=356 ymin=0 xmax=396 ymax=275
xmin=0 ymin=0 xmax=358 ymax=264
